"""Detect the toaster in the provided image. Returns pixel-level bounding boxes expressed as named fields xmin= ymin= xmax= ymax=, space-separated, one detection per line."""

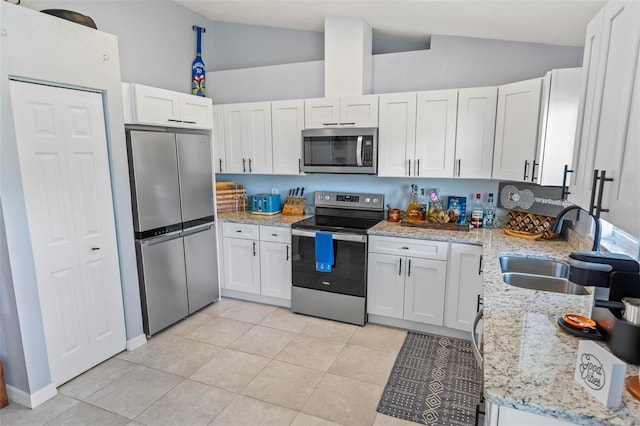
xmin=249 ymin=194 xmax=281 ymax=215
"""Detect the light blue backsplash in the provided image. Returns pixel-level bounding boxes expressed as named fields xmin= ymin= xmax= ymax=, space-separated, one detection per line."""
xmin=218 ymin=174 xmax=504 ymax=217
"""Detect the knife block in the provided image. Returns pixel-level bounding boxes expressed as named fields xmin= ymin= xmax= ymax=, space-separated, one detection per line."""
xmin=282 ymin=197 xmax=306 ymax=216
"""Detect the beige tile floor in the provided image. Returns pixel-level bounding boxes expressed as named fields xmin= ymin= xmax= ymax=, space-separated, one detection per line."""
xmin=1 ymin=299 xmax=419 ymax=426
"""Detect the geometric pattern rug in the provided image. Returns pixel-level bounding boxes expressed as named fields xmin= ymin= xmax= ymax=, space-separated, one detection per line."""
xmin=377 ymin=331 xmax=482 ymax=426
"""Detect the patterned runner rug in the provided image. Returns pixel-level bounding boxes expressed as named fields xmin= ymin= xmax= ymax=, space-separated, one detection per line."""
xmin=377 ymin=331 xmax=482 ymax=426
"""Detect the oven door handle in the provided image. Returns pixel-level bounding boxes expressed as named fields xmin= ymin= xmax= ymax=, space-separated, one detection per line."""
xmin=356 ymin=136 xmax=363 ymax=167
xmin=291 ymin=229 xmax=367 ymax=243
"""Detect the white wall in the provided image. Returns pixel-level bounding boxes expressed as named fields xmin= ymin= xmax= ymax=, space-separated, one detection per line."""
xmin=209 ymin=34 xmax=582 ymax=103
xmin=0 ymin=2 xmax=141 ymax=402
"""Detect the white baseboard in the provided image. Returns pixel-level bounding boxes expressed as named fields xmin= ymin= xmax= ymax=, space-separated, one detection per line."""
xmin=6 ymin=383 xmax=57 ymax=408
xmin=126 ymin=333 xmax=147 ymax=351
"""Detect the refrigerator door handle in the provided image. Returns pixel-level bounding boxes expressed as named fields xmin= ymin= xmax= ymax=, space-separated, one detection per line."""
xmin=141 ymin=230 xmax=183 ymax=246
xmin=180 ymin=223 xmax=214 ymax=237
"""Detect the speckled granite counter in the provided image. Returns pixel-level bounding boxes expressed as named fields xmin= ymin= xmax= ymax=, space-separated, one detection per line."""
xmin=217 ymin=211 xmax=309 ymax=227
xmin=370 ymin=221 xmax=640 ymax=425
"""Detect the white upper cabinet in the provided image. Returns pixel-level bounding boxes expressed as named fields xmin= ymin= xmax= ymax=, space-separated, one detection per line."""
xmin=222 ymin=102 xmax=273 ymax=174
xmin=126 ymin=83 xmax=213 ymax=129
xmin=492 ymin=78 xmax=543 ymax=182
xmin=533 ymin=68 xmax=582 ymax=186
xmin=454 ymin=87 xmax=498 ymax=179
xmin=272 ymin=100 xmax=305 ymax=175
xmin=415 ymin=89 xmax=458 ymax=178
xmin=212 ymin=105 xmax=225 ymax=173
xmin=377 ymin=92 xmax=417 ymax=177
xmin=571 ymin=1 xmax=640 ymax=237
xmin=304 ymin=95 xmax=378 ymax=128
xmin=569 ymin=8 xmax=605 ymax=209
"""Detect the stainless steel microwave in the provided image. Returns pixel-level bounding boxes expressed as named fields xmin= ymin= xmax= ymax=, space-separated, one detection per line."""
xmin=301 ymin=127 xmax=378 ymax=174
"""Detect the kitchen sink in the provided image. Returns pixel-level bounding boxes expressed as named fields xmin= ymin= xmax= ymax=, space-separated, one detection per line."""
xmin=499 ymin=256 xmax=569 ymax=278
xmin=502 ymin=273 xmax=590 ymax=295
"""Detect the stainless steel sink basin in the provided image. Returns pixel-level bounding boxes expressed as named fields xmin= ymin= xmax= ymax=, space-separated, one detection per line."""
xmin=502 ymin=273 xmax=590 ymax=295
xmin=499 ymin=256 xmax=569 ymax=278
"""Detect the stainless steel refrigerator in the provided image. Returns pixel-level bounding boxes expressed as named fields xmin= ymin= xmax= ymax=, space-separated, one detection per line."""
xmin=126 ymin=128 xmax=218 ymax=336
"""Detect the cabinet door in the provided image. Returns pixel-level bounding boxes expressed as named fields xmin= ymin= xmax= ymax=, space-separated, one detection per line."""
xmin=534 ymin=69 xmax=582 ymax=186
xmin=243 ymin=102 xmax=273 ymax=174
xmin=570 ymin=9 xmax=605 ymax=209
xmin=223 ymin=237 xmax=261 ymax=294
xmin=212 ymin=105 xmax=226 ymax=173
xmin=403 ymin=257 xmax=446 ymax=326
xmin=340 ymin=95 xmax=379 ymax=127
xmin=367 ymin=253 xmax=405 ymax=319
xmin=377 ymin=93 xmax=417 ymax=177
xmin=304 ymin=98 xmax=340 ymax=128
xmin=415 ymin=89 xmax=457 ymax=178
xmin=272 ymin=100 xmax=305 ymax=175
xmin=445 ymin=244 xmax=483 ymax=332
xmin=179 ymin=94 xmax=213 ymax=129
xmin=132 ymin=84 xmax=181 ymax=126
xmin=455 ymin=87 xmax=498 ymax=179
xmin=492 ymin=78 xmax=543 ymax=181
xmin=591 ymin=1 xmax=640 ymax=237
xmin=260 ymin=241 xmax=292 ymax=299
xmin=223 ymin=104 xmax=246 ymax=173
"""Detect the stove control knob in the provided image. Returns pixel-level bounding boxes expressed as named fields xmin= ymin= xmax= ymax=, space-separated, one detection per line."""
xmin=373 ymin=198 xmax=379 ymax=204
xmin=324 ymin=195 xmax=331 ymax=201
xmin=317 ymin=194 xmax=323 ymax=201
xmin=364 ymin=197 xmax=371 ymax=203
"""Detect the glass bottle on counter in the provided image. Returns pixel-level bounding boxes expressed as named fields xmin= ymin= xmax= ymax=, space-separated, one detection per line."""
xmin=419 ymin=188 xmax=428 ymax=219
xmin=470 ymin=193 xmax=484 ymax=228
xmin=484 ymin=193 xmax=496 ymax=228
xmin=406 ymin=184 xmax=422 ymax=221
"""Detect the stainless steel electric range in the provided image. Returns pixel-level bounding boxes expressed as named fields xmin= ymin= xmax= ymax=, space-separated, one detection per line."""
xmin=290 ymin=191 xmax=385 ymax=325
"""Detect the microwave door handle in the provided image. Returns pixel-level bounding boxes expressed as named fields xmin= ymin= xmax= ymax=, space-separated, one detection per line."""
xmin=356 ymin=136 xmax=363 ymax=167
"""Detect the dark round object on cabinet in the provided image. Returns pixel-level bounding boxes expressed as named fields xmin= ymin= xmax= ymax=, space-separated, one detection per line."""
xmin=41 ymin=9 xmax=97 ymax=29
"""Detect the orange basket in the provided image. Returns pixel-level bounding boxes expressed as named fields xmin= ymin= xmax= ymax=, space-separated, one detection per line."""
xmin=503 ymin=211 xmax=558 ymax=240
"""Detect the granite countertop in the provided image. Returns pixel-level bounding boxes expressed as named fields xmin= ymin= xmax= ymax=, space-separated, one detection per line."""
xmin=371 ymin=221 xmax=640 ymax=425
xmin=217 ymin=211 xmax=310 ymax=227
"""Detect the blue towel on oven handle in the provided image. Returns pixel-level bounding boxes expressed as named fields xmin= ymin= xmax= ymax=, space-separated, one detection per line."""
xmin=315 ymin=232 xmax=334 ymax=272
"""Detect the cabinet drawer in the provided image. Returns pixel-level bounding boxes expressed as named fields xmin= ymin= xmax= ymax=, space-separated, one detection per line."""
xmin=260 ymin=226 xmax=291 ymax=243
xmin=369 ymin=236 xmax=449 ymax=260
xmin=222 ymin=222 xmax=259 ymax=240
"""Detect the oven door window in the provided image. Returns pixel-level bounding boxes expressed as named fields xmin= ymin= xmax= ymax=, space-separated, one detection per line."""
xmin=303 ymin=136 xmax=359 ymax=167
xmin=291 ymin=235 xmax=366 ymax=297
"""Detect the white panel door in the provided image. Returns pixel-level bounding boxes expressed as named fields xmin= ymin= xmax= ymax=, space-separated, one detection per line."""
xmin=591 ymin=1 xmax=640 ymax=236
xmin=223 ymin=237 xmax=261 ymax=294
xmin=243 ymin=102 xmax=273 ymax=174
xmin=403 ymin=257 xmax=446 ymax=326
xmin=179 ymin=94 xmax=213 ymax=129
xmin=367 ymin=253 xmax=405 ymax=319
xmin=377 ymin=93 xmax=417 ymax=177
xmin=492 ymin=78 xmax=543 ymax=181
xmin=132 ymin=84 xmax=181 ymax=126
xmin=223 ymin=104 xmax=245 ymax=173
xmin=260 ymin=241 xmax=292 ymax=299
xmin=569 ymin=8 xmax=604 ymax=209
xmin=10 ymin=81 xmax=126 ymax=386
xmin=415 ymin=89 xmax=458 ymax=178
xmin=212 ymin=105 xmax=226 ymax=173
xmin=304 ymin=98 xmax=340 ymax=128
xmin=272 ymin=100 xmax=304 ymax=175
xmin=445 ymin=244 xmax=483 ymax=332
xmin=340 ymin=95 xmax=379 ymax=127
xmin=455 ymin=87 xmax=498 ymax=179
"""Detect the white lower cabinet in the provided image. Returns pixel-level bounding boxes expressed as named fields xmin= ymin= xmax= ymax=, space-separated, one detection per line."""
xmin=221 ymin=223 xmax=291 ymax=304
xmin=367 ymin=236 xmax=448 ymax=327
xmin=368 ymin=236 xmax=484 ymax=333
xmin=445 ymin=243 xmax=483 ymax=332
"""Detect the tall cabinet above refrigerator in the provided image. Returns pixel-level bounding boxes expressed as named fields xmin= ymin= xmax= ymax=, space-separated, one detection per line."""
xmin=127 ymin=128 xmax=218 ymax=336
